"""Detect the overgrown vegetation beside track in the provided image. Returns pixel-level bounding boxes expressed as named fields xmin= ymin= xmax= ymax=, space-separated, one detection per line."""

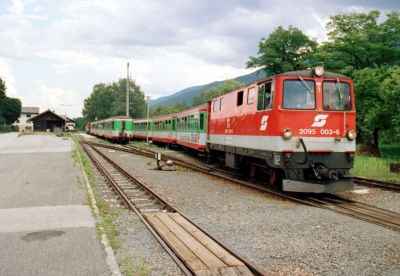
xmin=72 ymin=135 xmax=153 ymax=275
xmin=353 ymin=144 xmax=400 ymax=184
xmin=71 ymin=136 xmax=121 ymax=249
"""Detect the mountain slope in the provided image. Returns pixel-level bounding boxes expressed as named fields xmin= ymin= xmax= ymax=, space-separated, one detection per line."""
xmin=150 ymin=69 xmax=267 ymax=107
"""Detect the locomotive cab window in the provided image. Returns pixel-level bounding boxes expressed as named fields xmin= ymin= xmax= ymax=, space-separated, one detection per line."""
xmin=247 ymin=87 xmax=255 ymax=104
xmin=283 ymin=80 xmax=315 ymax=109
xmin=323 ymin=81 xmax=351 ymax=111
xmin=237 ymin=91 xmax=243 ymax=106
xmin=257 ymin=81 xmax=273 ymax=111
xmin=213 ymin=100 xmax=218 ymax=112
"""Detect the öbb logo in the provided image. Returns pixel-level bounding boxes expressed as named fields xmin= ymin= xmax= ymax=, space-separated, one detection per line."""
xmin=260 ymin=115 xmax=269 ymax=130
xmin=311 ymin=114 xmax=329 ymax=127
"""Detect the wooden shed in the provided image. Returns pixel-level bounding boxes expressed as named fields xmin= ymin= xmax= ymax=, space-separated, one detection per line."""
xmin=27 ymin=109 xmax=74 ymax=132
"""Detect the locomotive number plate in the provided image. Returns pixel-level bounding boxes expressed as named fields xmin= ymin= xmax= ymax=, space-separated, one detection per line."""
xmin=299 ymin=128 xmax=340 ymax=135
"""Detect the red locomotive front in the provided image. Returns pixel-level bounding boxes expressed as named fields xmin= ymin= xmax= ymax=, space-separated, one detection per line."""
xmin=208 ymin=67 xmax=356 ymax=193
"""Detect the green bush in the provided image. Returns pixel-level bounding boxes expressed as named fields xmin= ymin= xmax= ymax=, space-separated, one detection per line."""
xmin=380 ymin=144 xmax=400 ymax=161
xmin=0 ymin=125 xmax=17 ymax=133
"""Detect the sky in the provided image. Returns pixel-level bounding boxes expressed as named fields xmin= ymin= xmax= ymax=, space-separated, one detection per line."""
xmin=0 ymin=0 xmax=398 ymax=117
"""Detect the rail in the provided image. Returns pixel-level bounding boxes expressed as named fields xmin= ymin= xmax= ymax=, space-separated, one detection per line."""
xmin=80 ymin=141 xmax=266 ymax=275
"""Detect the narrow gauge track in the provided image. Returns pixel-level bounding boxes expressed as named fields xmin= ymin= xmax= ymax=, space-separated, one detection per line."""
xmin=354 ymin=176 xmax=400 ymax=192
xmin=84 ymin=141 xmax=400 ymax=232
xmin=79 ymin=141 xmax=265 ymax=276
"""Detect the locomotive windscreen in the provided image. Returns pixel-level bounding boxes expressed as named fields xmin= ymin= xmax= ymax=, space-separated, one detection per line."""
xmin=283 ymin=80 xmax=315 ymax=109
xmin=323 ymin=81 xmax=352 ymax=111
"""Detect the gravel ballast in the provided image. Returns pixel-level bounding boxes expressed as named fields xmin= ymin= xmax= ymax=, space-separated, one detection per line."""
xmin=98 ymin=145 xmax=400 ymax=275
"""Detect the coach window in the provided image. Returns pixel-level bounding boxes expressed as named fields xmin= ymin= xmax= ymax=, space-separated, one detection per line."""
xmin=200 ymin=113 xmax=204 ymax=130
xmin=237 ymin=91 xmax=243 ymax=106
xmin=213 ymin=99 xmax=218 ymax=112
xmin=247 ymin=87 xmax=255 ymax=104
xmin=257 ymin=82 xmax=273 ymax=111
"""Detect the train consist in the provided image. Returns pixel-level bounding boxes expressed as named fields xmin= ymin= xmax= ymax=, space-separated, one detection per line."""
xmin=87 ymin=67 xmax=356 ymax=193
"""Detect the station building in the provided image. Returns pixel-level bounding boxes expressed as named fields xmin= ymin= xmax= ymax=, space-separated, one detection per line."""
xmin=27 ymin=109 xmax=75 ymax=132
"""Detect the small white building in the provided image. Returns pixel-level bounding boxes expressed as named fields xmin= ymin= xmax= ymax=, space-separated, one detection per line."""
xmin=14 ymin=107 xmax=40 ymax=132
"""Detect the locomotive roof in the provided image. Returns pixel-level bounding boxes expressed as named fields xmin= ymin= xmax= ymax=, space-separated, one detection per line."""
xmin=278 ymin=69 xmax=351 ymax=79
xmin=257 ymin=69 xmax=351 ymax=84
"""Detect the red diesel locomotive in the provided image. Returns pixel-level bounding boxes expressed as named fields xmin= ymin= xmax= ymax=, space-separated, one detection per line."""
xmin=207 ymin=66 xmax=356 ymax=193
xmin=89 ymin=67 xmax=356 ymax=193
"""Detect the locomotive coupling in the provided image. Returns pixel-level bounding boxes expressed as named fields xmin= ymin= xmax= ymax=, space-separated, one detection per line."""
xmin=314 ymin=164 xmax=340 ymax=181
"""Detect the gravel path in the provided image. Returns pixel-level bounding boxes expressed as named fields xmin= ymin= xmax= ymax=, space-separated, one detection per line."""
xmin=99 ymin=146 xmax=400 ymax=276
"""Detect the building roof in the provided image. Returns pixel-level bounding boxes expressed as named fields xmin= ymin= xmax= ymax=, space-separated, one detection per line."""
xmin=59 ymin=114 xmax=75 ymax=123
xmin=21 ymin=107 xmax=39 ymax=114
xmin=27 ymin=109 xmax=72 ymax=123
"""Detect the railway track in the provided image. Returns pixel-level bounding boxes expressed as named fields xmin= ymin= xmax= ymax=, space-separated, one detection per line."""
xmin=83 ymin=140 xmax=400 ymax=232
xmin=79 ymin=141 xmax=265 ymax=276
xmin=354 ymin=176 xmax=400 ymax=192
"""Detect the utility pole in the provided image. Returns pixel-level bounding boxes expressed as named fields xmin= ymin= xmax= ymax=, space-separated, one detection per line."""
xmin=146 ymin=95 xmax=151 ymax=144
xmin=60 ymin=103 xmax=71 ymax=117
xmin=126 ymin=62 xmax=130 ymax=117
xmin=60 ymin=103 xmax=71 ymax=132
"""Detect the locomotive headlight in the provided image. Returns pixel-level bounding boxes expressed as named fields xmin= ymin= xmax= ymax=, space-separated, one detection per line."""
xmin=314 ymin=66 xmax=324 ymax=77
xmin=282 ymin=128 xmax=293 ymax=140
xmin=347 ymin=130 xmax=357 ymax=141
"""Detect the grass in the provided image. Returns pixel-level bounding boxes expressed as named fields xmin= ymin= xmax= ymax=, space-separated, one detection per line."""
xmin=129 ymin=141 xmax=151 ymax=150
xmin=119 ymin=253 xmax=149 ymax=276
xmin=352 ymin=144 xmax=400 ymax=184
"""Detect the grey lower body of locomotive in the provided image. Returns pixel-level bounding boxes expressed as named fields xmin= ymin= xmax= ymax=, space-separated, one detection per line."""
xmin=208 ymin=143 xmax=354 ymax=193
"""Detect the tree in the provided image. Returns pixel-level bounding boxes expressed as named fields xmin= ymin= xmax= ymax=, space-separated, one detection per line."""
xmin=246 ymin=26 xmax=317 ymax=74
xmin=150 ymin=102 xmax=189 ymax=117
xmin=192 ymin=80 xmax=244 ymax=106
xmin=0 ymin=77 xmax=21 ymax=125
xmin=73 ymin=117 xmax=87 ymax=131
xmin=320 ymin=10 xmax=400 ymax=151
xmin=82 ymin=83 xmax=114 ymax=121
xmin=82 ymin=78 xmax=146 ymax=121
xmin=322 ymin=10 xmax=400 ymax=73
xmin=353 ymin=66 xmax=400 ymax=150
xmin=0 ymin=78 xmax=5 ymax=97
xmin=379 ymin=66 xmax=400 ymax=144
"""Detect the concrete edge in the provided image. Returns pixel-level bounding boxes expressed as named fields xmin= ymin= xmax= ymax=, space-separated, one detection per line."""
xmin=74 ymin=140 xmax=122 ymax=276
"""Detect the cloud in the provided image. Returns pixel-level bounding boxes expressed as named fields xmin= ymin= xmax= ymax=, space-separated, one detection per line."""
xmin=1 ymin=0 xmax=399 ymax=118
xmin=0 ymin=57 xmax=18 ymax=97
xmin=30 ymin=84 xmax=83 ymax=117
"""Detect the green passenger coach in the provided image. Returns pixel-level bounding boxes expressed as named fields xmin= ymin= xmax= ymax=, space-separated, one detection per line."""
xmin=89 ymin=116 xmax=133 ymax=143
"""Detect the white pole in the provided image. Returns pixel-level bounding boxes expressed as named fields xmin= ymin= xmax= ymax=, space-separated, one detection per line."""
xmin=146 ymin=95 xmax=151 ymax=144
xmin=126 ymin=62 xmax=130 ymax=117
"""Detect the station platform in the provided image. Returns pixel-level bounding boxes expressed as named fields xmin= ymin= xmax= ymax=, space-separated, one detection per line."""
xmin=0 ymin=132 xmax=110 ymax=275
